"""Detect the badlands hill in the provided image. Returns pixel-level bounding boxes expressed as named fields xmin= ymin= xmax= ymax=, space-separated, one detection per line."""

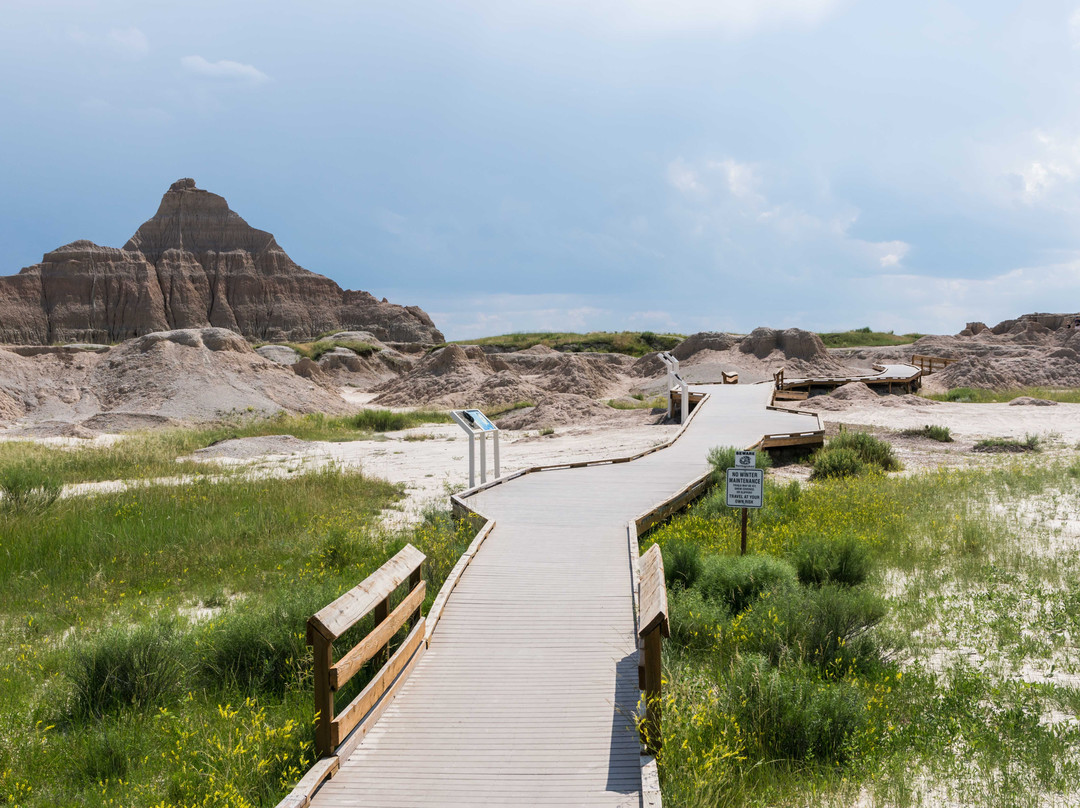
xmin=0 ymin=179 xmax=443 ymax=345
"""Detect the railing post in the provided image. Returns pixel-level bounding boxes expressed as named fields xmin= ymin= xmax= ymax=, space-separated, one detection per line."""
xmin=309 ymin=627 xmax=334 ymax=758
xmin=641 ymin=625 xmax=663 ymax=755
xmin=637 ymin=544 xmax=670 ymax=756
xmin=374 ymin=596 xmax=389 ymax=667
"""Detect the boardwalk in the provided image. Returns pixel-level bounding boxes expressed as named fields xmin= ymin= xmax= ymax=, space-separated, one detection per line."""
xmin=307 ymin=383 xmax=820 ymax=807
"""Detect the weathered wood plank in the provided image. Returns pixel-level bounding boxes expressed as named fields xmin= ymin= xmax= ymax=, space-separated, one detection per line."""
xmin=638 ymin=544 xmax=669 ymax=640
xmin=329 ymin=581 xmax=426 ymax=691
xmin=309 ymin=545 xmax=425 ymax=642
xmin=330 ymin=619 xmax=426 ymax=749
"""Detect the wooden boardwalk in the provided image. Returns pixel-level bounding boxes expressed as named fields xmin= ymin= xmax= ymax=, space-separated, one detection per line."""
xmin=776 ymin=362 xmax=922 ymax=395
xmin=305 ymin=383 xmax=820 ymax=807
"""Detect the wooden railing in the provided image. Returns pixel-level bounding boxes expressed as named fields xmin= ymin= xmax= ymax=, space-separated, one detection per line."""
xmin=637 ymin=544 xmax=669 ymax=756
xmin=773 ymin=367 xmax=785 ymax=389
xmin=911 ymin=354 xmax=957 ymax=374
xmin=273 ymin=545 xmax=427 ymax=808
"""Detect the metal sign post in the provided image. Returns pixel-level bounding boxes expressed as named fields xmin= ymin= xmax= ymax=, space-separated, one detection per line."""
xmin=450 ymin=409 xmax=500 ymax=488
xmin=726 ymin=456 xmax=763 ymax=554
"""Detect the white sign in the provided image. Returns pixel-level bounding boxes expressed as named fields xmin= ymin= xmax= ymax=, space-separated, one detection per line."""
xmin=734 ymin=450 xmax=756 ymax=468
xmin=726 ymin=468 xmax=764 ymax=509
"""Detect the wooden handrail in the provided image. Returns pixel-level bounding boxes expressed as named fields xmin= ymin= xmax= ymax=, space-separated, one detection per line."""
xmin=911 ymin=353 xmax=957 ymax=374
xmin=306 ymin=544 xmax=426 ymax=759
xmin=637 ymin=544 xmax=669 ymax=755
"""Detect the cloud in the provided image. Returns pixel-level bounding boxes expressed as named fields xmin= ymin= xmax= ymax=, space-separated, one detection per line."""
xmin=180 ymin=55 xmax=269 ymax=83
xmin=1071 ymin=8 xmax=1080 ymax=48
xmin=1010 ymin=130 xmax=1080 ymax=207
xmin=431 ymin=294 xmax=612 ymax=339
xmin=861 ymin=257 xmax=1080 ymax=334
xmin=666 ymin=155 xmax=909 ymax=272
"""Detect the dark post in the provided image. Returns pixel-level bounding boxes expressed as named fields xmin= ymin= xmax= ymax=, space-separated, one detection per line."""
xmin=309 ymin=627 xmax=334 ymax=757
xmin=642 ymin=626 xmax=663 ymax=755
xmin=740 ymin=507 xmax=748 ymax=555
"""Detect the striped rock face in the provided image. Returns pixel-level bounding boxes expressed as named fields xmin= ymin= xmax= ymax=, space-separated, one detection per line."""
xmin=0 ymin=179 xmax=444 ymax=346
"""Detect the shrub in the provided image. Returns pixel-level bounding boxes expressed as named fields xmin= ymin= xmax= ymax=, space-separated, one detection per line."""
xmin=828 ymin=430 xmax=901 ymax=472
xmin=668 ymin=587 xmax=729 ymax=650
xmin=662 ymin=540 xmax=703 ymax=590
xmin=197 ymin=590 xmax=319 ymax=695
xmin=810 ymin=446 xmax=867 ymax=480
xmin=350 ymin=409 xmax=450 ymax=432
xmin=727 ymin=655 xmax=871 ymax=762
xmin=0 ymin=464 xmax=62 ymax=511
xmin=697 ymin=553 xmax=797 ymax=613
xmin=737 ymin=584 xmax=886 ymax=673
xmin=67 ymin=623 xmax=185 ymax=718
xmin=973 ymin=434 xmax=1041 ymax=454
xmin=901 ymin=424 xmax=953 ymax=442
xmin=792 ymin=534 xmax=871 ymax=587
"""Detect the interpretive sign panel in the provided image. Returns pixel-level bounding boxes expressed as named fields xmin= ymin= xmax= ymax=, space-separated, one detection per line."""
xmin=462 ymin=409 xmax=497 ymax=432
xmin=726 ymin=468 xmax=764 ymax=508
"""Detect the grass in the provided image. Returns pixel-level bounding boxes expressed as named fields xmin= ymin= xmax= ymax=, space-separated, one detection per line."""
xmin=973 ymin=434 xmax=1042 ymax=453
xmin=901 ymin=424 xmax=954 ymax=442
xmin=449 ymin=330 xmax=684 ymax=357
xmin=924 ymin=386 xmax=1080 ymax=404
xmin=810 ymin=429 xmax=901 ymax=480
xmin=0 ymin=464 xmax=477 ymax=806
xmin=645 ymin=457 xmax=1080 ymax=807
xmin=607 ymin=395 xmax=666 ymax=410
xmin=0 ymin=410 xmax=451 ymax=487
xmin=280 ymin=338 xmax=378 ymax=361
xmin=816 ymin=327 xmax=924 ymax=348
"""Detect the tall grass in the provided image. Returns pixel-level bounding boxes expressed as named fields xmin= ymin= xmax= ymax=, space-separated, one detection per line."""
xmin=925 ymin=386 xmax=1080 ymax=404
xmin=648 ymin=459 xmax=1080 ymax=806
xmin=0 ymin=463 xmax=477 ymax=806
xmin=449 ymin=330 xmax=685 ymax=357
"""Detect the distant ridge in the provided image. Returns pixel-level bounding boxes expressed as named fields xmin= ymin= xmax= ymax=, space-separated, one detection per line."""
xmin=0 ymin=179 xmax=444 ymax=345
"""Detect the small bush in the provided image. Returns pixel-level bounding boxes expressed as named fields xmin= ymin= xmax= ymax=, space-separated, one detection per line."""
xmin=973 ymin=434 xmax=1041 ymax=454
xmin=810 ymin=446 xmax=867 ymax=480
xmin=901 ymin=424 xmax=953 ymax=442
xmin=697 ymin=554 xmax=797 ymax=613
xmin=67 ymin=623 xmax=185 ymax=718
xmin=668 ymin=587 xmax=729 ymax=650
xmin=0 ymin=464 xmax=62 ymax=511
xmin=738 ymin=584 xmax=886 ymax=673
xmin=828 ymin=430 xmax=901 ymax=472
xmin=197 ymin=591 xmax=319 ymax=695
xmin=727 ymin=655 xmax=871 ymax=762
xmin=792 ymin=535 xmax=871 ymax=587
xmin=662 ymin=540 xmax=703 ymax=590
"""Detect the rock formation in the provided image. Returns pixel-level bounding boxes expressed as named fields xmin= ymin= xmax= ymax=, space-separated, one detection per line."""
xmin=0 ymin=179 xmax=444 ymax=345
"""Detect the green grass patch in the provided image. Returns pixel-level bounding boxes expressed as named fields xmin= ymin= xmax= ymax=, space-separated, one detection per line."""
xmin=925 ymin=386 xmax=1080 ymax=403
xmin=646 ymin=459 xmax=1080 ymax=806
xmin=281 ymin=338 xmax=378 ymax=360
xmin=816 ymin=327 xmax=923 ymax=348
xmin=901 ymin=424 xmax=954 ymax=442
xmin=607 ymin=395 xmax=666 ymax=410
xmin=0 ymin=411 xmax=452 ymax=488
xmin=973 ymin=434 xmax=1042 ymax=453
xmin=811 ymin=429 xmax=901 ymax=480
xmin=0 ymin=466 xmax=477 ymax=806
xmin=450 ymin=330 xmax=684 ymax=357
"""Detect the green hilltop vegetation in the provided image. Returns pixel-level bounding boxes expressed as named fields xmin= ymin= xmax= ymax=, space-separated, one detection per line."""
xmin=816 ymin=326 xmax=924 ymax=348
xmin=449 ymin=330 xmax=684 ymax=357
xmin=448 ymin=326 xmax=923 ymax=356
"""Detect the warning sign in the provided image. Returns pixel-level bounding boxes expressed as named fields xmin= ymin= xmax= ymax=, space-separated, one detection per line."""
xmin=726 ymin=468 xmax=764 ymax=509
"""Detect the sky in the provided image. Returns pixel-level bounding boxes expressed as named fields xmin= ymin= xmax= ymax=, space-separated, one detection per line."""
xmin=1 ymin=1 xmax=1079 ymax=340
